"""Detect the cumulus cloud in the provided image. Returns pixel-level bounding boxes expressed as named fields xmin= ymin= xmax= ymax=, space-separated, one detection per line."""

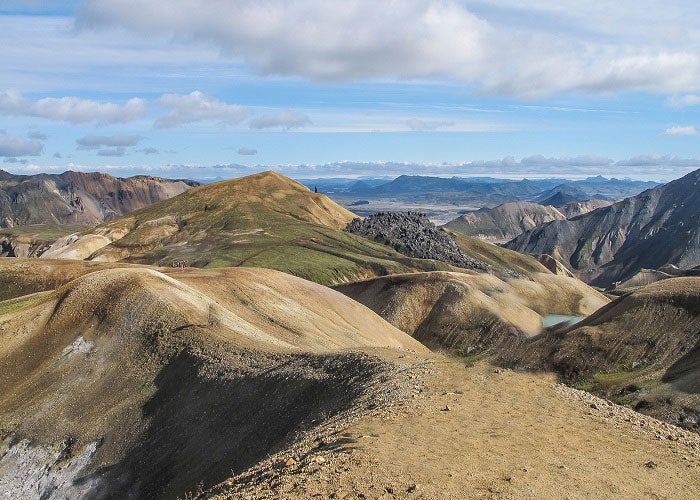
xmin=664 ymin=125 xmax=698 ymax=136
xmin=249 ymin=110 xmax=310 ymax=130
xmin=237 ymin=147 xmax=257 ymax=155
xmin=155 ymin=91 xmax=251 ymax=128
xmin=76 ymin=134 xmax=143 ymax=150
xmin=0 ymin=89 xmax=146 ymax=124
xmin=0 ymin=134 xmax=43 ymax=157
xmin=77 ymin=0 xmax=700 ymax=98
xmin=406 ymin=119 xmax=455 ymax=131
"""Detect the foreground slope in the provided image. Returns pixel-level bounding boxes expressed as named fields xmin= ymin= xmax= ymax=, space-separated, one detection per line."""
xmin=0 ymin=169 xmax=197 ymax=227
xmin=0 ymin=265 xmax=424 ymax=498
xmin=45 ymin=171 xmax=447 ymax=285
xmin=507 ymin=168 xmax=700 ymax=286
xmin=207 ymin=358 xmax=700 ymax=498
xmin=335 ymin=271 xmax=608 ymax=355
xmin=499 ymin=277 xmax=700 ymax=431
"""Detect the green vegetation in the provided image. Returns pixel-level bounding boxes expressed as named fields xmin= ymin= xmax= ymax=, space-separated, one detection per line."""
xmin=0 ymin=293 xmax=46 ymax=316
xmin=0 ymin=224 xmax=88 ymax=241
xmin=85 ymin=172 xmax=448 ymax=285
xmin=447 ymin=230 xmax=547 ymax=276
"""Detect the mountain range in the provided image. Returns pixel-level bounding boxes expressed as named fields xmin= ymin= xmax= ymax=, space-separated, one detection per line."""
xmin=506 ymin=168 xmax=700 ymax=286
xmin=0 ymin=169 xmax=198 ymax=227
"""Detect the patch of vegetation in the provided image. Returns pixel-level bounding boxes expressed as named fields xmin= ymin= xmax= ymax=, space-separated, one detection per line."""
xmin=0 ymin=294 xmax=46 ymax=316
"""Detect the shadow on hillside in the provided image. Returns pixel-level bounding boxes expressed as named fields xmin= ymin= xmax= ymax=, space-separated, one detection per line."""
xmin=82 ymin=349 xmax=386 ymax=499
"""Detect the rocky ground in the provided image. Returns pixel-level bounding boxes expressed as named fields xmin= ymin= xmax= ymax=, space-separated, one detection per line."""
xmin=203 ymin=356 xmax=700 ymax=499
xmin=346 ymin=212 xmax=492 ymax=272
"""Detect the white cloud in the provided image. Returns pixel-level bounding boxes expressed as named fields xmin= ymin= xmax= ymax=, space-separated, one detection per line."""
xmin=0 ymin=89 xmax=146 ymax=124
xmin=666 ymin=94 xmax=700 ymax=107
xmin=155 ymin=91 xmax=251 ymax=128
xmin=77 ymin=0 xmax=700 ymax=98
xmin=237 ymin=147 xmax=257 ymax=155
xmin=76 ymin=134 xmax=143 ymax=149
xmin=0 ymin=133 xmax=43 ymax=157
xmin=249 ymin=110 xmax=310 ymax=130
xmin=664 ymin=125 xmax=698 ymax=136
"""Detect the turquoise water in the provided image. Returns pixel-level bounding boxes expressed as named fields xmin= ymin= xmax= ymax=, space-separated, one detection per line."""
xmin=541 ymin=315 xmax=584 ymax=328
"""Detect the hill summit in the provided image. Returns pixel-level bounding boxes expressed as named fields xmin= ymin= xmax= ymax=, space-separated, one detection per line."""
xmin=41 ymin=171 xmax=447 ymax=284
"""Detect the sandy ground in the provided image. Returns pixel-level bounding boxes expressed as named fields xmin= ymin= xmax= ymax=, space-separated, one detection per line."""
xmin=210 ymin=355 xmax=700 ymax=499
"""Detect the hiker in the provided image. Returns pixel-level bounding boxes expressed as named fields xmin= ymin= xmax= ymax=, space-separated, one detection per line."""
xmin=314 ymin=186 xmax=318 ymax=193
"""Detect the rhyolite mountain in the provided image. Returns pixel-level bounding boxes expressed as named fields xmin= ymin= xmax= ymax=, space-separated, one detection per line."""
xmin=506 ymin=168 xmax=700 ymax=286
xmin=444 ymin=202 xmax=567 ymax=242
xmin=0 ymin=169 xmax=198 ymax=227
xmin=443 ymin=199 xmax=612 ymax=242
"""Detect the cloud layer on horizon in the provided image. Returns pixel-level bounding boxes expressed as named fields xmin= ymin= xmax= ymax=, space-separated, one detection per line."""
xmin=4 ymin=155 xmax=699 ymax=182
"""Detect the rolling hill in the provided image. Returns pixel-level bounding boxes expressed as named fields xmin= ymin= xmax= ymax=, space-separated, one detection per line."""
xmin=335 ymin=271 xmax=608 ymax=356
xmin=0 ymin=169 xmax=198 ymax=227
xmin=40 ymin=171 xmax=448 ymax=285
xmin=506 ymin=168 xmax=700 ymax=286
xmin=0 ymin=263 xmax=425 ymax=498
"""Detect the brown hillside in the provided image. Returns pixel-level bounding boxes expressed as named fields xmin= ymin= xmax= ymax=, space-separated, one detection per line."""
xmin=0 ymin=265 xmax=424 ymax=498
xmin=335 ymin=271 xmax=608 ymax=356
xmin=499 ymin=277 xmax=700 ymax=431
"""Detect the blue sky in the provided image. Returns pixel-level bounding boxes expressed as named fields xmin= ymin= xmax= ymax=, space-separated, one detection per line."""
xmin=1 ymin=1 xmax=700 ymax=181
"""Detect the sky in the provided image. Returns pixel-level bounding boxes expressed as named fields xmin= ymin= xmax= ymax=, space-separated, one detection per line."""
xmin=1 ymin=1 xmax=700 ymax=181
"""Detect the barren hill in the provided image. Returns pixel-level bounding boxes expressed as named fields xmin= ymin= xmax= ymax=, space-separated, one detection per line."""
xmin=507 ymin=168 xmax=700 ymax=286
xmin=0 ymin=169 xmax=197 ymax=227
xmin=0 ymin=264 xmax=425 ymax=498
xmin=335 ymin=271 xmax=608 ymax=356
xmin=443 ymin=199 xmax=612 ymax=243
xmin=499 ymin=277 xmax=700 ymax=431
xmin=41 ymin=171 xmax=448 ymax=285
xmin=444 ymin=201 xmax=566 ymax=242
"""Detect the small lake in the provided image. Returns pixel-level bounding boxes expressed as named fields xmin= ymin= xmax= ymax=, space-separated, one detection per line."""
xmin=541 ymin=315 xmax=584 ymax=329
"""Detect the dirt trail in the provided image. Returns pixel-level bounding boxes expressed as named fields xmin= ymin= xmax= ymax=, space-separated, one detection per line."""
xmin=211 ymin=356 xmax=700 ymax=499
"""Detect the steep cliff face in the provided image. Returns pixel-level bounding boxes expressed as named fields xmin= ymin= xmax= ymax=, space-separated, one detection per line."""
xmin=0 ymin=170 xmax=198 ymax=227
xmin=506 ymin=169 xmax=700 ymax=286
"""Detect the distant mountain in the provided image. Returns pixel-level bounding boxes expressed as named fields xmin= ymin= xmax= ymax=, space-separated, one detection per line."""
xmin=535 ymin=184 xmax=593 ymax=206
xmin=0 ymin=169 xmax=198 ymax=227
xmin=443 ymin=199 xmax=611 ymax=242
xmin=40 ymin=171 xmax=447 ymax=285
xmin=558 ymin=199 xmax=612 ymax=218
xmin=330 ymin=174 xmax=659 ymax=210
xmin=506 ymin=168 xmax=700 ymax=286
xmin=443 ymin=201 xmax=566 ymax=242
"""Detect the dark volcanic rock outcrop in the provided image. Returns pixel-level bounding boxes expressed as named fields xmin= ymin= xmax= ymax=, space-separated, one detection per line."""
xmin=347 ymin=212 xmax=490 ymax=271
xmin=0 ymin=169 xmax=199 ymax=227
xmin=506 ymin=168 xmax=700 ymax=287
